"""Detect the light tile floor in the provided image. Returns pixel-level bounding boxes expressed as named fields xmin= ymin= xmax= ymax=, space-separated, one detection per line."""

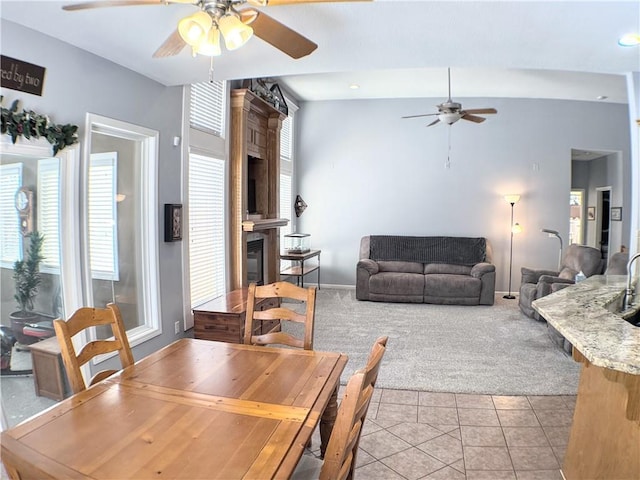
xmin=3 ymin=376 xmax=574 ymax=480
xmin=311 ymin=388 xmax=574 ymax=480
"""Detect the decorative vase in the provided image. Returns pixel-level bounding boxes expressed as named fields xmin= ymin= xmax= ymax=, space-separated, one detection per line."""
xmin=9 ymin=311 xmax=40 ymax=345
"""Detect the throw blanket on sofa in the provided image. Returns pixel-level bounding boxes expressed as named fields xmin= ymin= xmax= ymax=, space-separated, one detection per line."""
xmin=369 ymin=236 xmax=487 ymax=266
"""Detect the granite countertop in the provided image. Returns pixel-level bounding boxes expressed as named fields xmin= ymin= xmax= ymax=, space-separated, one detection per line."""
xmin=533 ymin=275 xmax=640 ymax=375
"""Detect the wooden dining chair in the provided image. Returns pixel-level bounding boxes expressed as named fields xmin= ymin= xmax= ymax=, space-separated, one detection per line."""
xmin=293 ymin=336 xmax=388 ymax=480
xmin=244 ymin=281 xmax=317 ymax=350
xmin=53 ymin=303 xmax=134 ymax=394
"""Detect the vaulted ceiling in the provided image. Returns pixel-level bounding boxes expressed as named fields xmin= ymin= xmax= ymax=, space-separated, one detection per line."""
xmin=1 ymin=1 xmax=639 ymax=103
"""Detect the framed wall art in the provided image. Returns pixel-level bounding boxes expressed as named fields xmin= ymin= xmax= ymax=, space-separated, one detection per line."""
xmin=164 ymin=204 xmax=182 ymax=242
xmin=587 ymin=206 xmax=596 ymax=221
xmin=611 ymin=207 xmax=622 ymax=221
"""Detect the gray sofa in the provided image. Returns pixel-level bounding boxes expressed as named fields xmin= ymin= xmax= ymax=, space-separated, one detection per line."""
xmin=356 ymin=235 xmax=496 ymax=305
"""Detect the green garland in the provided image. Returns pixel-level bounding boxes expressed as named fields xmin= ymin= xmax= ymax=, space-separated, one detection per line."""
xmin=1 ymin=96 xmax=78 ymax=155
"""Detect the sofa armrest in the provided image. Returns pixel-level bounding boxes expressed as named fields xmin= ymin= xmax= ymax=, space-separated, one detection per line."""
xmin=538 ymin=275 xmax=574 ymax=285
xmin=356 ymin=259 xmax=379 ymax=301
xmin=521 ymin=267 xmax=559 ymax=284
xmin=357 ymin=259 xmax=379 ymax=275
xmin=471 ymin=262 xmax=495 ymax=278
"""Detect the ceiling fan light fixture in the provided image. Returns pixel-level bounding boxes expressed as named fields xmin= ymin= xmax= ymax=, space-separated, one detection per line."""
xmin=193 ymin=25 xmax=222 ymax=56
xmin=618 ymin=33 xmax=640 ymax=47
xmin=438 ymin=112 xmax=461 ymax=125
xmin=178 ymin=11 xmax=212 ymax=47
xmin=218 ymin=14 xmax=253 ymax=50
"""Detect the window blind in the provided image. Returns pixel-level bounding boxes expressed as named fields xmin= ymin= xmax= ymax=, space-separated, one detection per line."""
xmin=280 ymin=115 xmax=292 ymax=162
xmin=189 ymin=81 xmax=226 ymax=137
xmin=188 ymin=153 xmax=226 ymax=307
xmin=37 ymin=158 xmax=61 ymax=270
xmin=0 ymin=162 xmax=22 ymax=265
xmin=88 ymin=152 xmax=119 ymax=281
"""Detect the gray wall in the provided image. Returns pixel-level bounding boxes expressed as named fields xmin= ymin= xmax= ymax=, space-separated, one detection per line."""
xmin=295 ymin=97 xmax=631 ymax=291
xmin=1 ymin=20 xmax=184 ymax=368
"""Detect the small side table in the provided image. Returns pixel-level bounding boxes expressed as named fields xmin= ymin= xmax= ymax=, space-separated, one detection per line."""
xmin=280 ymin=249 xmax=321 ymax=289
xmin=30 ymin=336 xmax=69 ymax=401
xmin=192 ymin=288 xmax=279 ymax=343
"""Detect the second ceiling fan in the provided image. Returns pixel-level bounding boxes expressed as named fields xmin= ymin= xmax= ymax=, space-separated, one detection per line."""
xmin=403 ymin=68 xmax=497 ymax=127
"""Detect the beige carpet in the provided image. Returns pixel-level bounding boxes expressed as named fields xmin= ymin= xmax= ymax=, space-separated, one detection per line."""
xmin=284 ymin=288 xmax=581 ymax=395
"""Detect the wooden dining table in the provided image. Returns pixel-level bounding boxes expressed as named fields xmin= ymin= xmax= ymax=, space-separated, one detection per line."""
xmin=1 ymin=338 xmax=348 ymax=479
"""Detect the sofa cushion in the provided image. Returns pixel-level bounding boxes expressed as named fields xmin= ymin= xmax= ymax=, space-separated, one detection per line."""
xmin=558 ymin=267 xmax=577 ymax=280
xmin=370 ymin=272 xmax=425 ymax=296
xmin=424 ymin=274 xmax=481 ymax=298
xmin=424 ymin=264 xmax=473 ymax=275
xmin=378 ymin=261 xmax=424 ymax=274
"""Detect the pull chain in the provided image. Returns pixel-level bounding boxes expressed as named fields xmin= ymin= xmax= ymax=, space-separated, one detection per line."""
xmin=445 ymin=125 xmax=451 ymax=169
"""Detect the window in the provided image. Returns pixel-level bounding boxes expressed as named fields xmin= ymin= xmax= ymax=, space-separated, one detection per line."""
xmin=188 ymin=153 xmax=226 ymax=307
xmin=0 ymin=162 xmax=22 ymax=266
xmin=189 ymin=81 xmax=226 ymax=137
xmin=37 ymin=158 xmax=61 ymax=271
xmin=280 ymin=111 xmax=294 ymax=244
xmin=88 ymin=152 xmax=119 ymax=281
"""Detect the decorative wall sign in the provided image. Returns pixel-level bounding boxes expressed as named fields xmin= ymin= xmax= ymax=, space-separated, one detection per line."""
xmin=1 ymin=56 xmax=46 ymax=96
xmin=164 ymin=204 xmax=183 ymax=242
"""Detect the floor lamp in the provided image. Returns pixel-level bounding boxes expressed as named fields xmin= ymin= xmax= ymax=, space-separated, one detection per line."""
xmin=541 ymin=228 xmax=563 ymax=270
xmin=504 ymin=194 xmax=521 ymax=299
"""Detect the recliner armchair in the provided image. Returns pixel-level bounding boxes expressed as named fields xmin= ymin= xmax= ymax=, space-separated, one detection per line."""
xmin=519 ymin=244 xmax=603 ymax=320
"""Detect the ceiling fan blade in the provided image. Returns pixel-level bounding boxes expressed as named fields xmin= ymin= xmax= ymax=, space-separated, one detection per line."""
xmin=265 ymin=0 xmax=370 ymax=5
xmin=241 ymin=9 xmax=317 ymax=59
xmin=427 ymin=118 xmax=441 ymax=127
xmin=401 ymin=113 xmax=439 ymax=119
xmin=461 ymin=114 xmax=486 ymax=123
xmin=463 ymin=108 xmax=497 ymax=115
xmin=153 ymin=29 xmax=186 ymax=58
xmin=63 ymin=0 xmax=193 ymax=11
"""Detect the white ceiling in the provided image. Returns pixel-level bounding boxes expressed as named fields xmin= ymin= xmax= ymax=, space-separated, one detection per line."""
xmin=1 ymin=0 xmax=639 ymax=103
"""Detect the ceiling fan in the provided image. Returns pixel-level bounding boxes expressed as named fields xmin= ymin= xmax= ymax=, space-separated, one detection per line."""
xmin=402 ymin=68 xmax=497 ymax=127
xmin=62 ymin=0 xmax=339 ymax=60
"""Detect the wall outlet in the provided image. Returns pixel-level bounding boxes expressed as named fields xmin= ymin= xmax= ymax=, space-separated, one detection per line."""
xmin=174 ymin=321 xmax=180 ymax=335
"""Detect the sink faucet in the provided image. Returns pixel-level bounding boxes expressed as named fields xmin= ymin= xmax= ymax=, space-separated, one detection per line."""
xmin=623 ymin=252 xmax=640 ymax=310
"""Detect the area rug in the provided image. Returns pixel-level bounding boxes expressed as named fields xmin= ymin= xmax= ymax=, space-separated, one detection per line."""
xmin=284 ymin=288 xmax=581 ymax=395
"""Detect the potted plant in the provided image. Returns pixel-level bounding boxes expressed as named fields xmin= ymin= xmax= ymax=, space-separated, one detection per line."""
xmin=10 ymin=231 xmax=45 ymax=345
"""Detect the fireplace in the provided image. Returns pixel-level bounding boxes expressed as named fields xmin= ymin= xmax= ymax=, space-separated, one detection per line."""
xmin=247 ymin=239 xmax=265 ymax=286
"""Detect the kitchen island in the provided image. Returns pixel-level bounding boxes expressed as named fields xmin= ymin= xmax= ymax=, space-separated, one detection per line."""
xmin=533 ymin=275 xmax=639 ymax=480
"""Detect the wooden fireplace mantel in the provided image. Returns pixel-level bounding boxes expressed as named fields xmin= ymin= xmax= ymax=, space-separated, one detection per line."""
xmin=229 ymin=88 xmax=288 ymax=290
xmin=242 ymin=218 xmax=289 ymax=232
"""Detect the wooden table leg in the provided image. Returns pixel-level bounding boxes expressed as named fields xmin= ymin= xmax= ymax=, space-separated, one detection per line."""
xmin=319 ymin=386 xmax=339 ymax=457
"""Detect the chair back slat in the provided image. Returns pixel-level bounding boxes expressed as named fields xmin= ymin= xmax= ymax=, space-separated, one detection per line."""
xmin=244 ymin=282 xmax=316 ymax=350
xmin=253 ymin=308 xmax=307 ymax=323
xmin=320 ymin=336 xmax=388 ymax=480
xmin=53 ymin=303 xmax=134 ymax=394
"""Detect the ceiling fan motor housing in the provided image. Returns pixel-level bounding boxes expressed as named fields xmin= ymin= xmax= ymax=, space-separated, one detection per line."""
xmin=439 ymin=101 xmax=462 ymax=113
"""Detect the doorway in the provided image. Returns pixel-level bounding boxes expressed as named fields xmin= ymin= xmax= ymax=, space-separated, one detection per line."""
xmin=596 ymin=187 xmax=611 ymax=262
xmin=570 ymin=190 xmax=585 ymax=245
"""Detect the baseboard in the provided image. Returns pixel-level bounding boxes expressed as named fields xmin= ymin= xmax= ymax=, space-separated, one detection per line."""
xmin=308 ymin=283 xmax=355 ymax=290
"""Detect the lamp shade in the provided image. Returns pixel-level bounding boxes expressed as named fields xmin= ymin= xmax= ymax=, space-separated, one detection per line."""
xmin=178 ymin=11 xmax=212 ymax=46
xmin=218 ymin=14 xmax=253 ymax=50
xmin=504 ymin=194 xmax=520 ymax=204
xmin=512 ymin=223 xmax=523 ymax=234
xmin=193 ymin=26 xmax=222 ymax=56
